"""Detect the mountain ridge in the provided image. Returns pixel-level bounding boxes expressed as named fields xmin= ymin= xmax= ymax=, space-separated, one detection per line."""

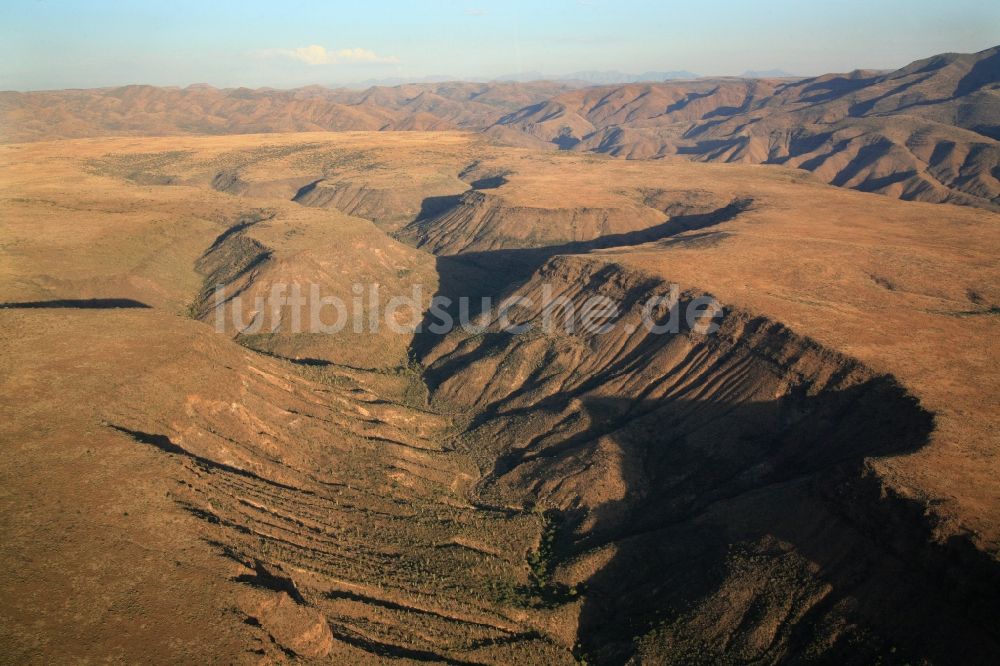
xmin=1 ymin=46 xmax=997 ymax=209
xmin=489 ymin=45 xmax=1000 ymax=209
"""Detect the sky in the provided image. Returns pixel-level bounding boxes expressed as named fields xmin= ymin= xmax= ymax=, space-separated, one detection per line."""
xmin=1 ymin=0 xmax=998 ymax=90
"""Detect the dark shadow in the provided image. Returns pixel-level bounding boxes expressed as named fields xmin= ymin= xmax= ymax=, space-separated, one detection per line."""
xmin=848 ymin=72 xmax=936 ymax=117
xmin=656 ymin=230 xmax=732 ymax=249
xmin=955 ymin=48 xmax=1000 ymax=98
xmin=205 ymin=210 xmax=271 ymax=252
xmin=676 ymin=137 xmax=748 ymax=157
xmin=796 ymin=138 xmax=852 ymax=171
xmin=762 ymin=130 xmax=836 ymax=166
xmin=553 ymin=134 xmax=581 ymax=150
xmin=566 ymin=390 xmax=998 ymax=663
xmin=283 ymin=357 xmax=332 ymax=366
xmin=324 ymin=588 xmax=538 ymax=637
xmin=468 ymin=175 xmax=507 ymax=190
xmin=233 ymin=560 xmax=307 ymax=605
xmin=415 ymin=194 xmax=464 ymax=221
xmin=830 ymin=139 xmax=899 ymax=187
xmin=326 ymin=622 xmax=489 ymax=665
xmin=553 ymin=126 xmax=581 ymax=150
xmin=970 ymin=124 xmax=1000 ymax=141
xmin=496 ymin=101 xmax=546 ymax=125
xmin=412 ymin=249 xmax=1000 ymax=663
xmin=190 ymin=211 xmax=275 ymax=317
xmin=108 ymin=424 xmax=310 ymax=494
xmin=681 ymin=116 xmax=737 ymax=139
xmin=853 ymin=169 xmax=918 ymax=192
xmin=458 ymin=161 xmax=510 ymax=190
xmin=0 ymin=298 xmax=151 ymax=309
xmin=699 ymin=102 xmax=747 ymax=119
xmin=291 ymin=178 xmax=323 ymax=202
xmin=793 ymin=73 xmax=879 ymax=106
xmin=250 ymin=348 xmax=334 ymax=366
xmin=907 ymin=55 xmax=952 ymax=78
xmin=698 ymin=88 xmax=754 ymax=120
xmin=664 ymin=87 xmax=718 ymax=114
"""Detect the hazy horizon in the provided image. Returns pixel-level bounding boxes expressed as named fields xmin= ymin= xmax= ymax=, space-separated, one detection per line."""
xmin=2 ymin=0 xmax=998 ymax=91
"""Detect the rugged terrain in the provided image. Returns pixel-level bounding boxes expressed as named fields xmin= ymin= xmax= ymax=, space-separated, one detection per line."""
xmin=1 ymin=131 xmax=998 ymax=663
xmin=3 ymin=46 xmax=997 ymax=211
xmin=488 ymin=46 xmax=1000 ymax=209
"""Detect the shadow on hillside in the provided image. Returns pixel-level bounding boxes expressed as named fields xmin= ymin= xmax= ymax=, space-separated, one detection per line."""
xmin=0 ymin=298 xmax=151 ymax=309
xmin=788 ymin=74 xmax=878 ymax=105
xmin=467 ymin=175 xmax=507 ymax=189
xmin=459 ymin=362 xmax=999 ymax=663
xmin=408 ymin=197 xmax=751 ymax=360
xmin=292 ymin=178 xmax=323 ymax=202
xmin=555 ymin=389 xmax=999 ymax=664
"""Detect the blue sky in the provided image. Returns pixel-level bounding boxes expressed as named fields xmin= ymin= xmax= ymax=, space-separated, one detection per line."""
xmin=1 ymin=0 xmax=997 ymax=90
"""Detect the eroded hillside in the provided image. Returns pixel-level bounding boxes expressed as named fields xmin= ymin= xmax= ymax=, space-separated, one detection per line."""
xmin=2 ymin=132 xmax=999 ymax=664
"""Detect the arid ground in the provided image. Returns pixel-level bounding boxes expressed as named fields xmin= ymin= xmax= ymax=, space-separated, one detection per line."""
xmin=1 ymin=125 xmax=998 ymax=664
xmin=0 ymin=35 xmax=999 ymax=666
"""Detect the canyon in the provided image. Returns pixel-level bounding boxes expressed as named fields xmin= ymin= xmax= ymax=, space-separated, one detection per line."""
xmin=2 ymin=130 xmax=998 ymax=663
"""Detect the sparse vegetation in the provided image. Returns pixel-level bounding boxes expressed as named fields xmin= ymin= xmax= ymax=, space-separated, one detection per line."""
xmin=3 ymin=123 xmax=999 ymax=664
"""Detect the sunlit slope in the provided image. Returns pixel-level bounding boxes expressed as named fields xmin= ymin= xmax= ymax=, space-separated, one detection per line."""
xmin=1 ymin=132 xmax=998 ymax=663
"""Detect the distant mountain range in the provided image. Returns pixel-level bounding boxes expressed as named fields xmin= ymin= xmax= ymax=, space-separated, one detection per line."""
xmin=741 ymin=69 xmax=799 ymax=78
xmin=1 ymin=45 xmax=996 ymax=209
xmin=496 ymin=69 xmax=700 ymax=84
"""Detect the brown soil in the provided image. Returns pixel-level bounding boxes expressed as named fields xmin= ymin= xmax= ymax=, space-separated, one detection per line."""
xmin=1 ymin=131 xmax=997 ymax=664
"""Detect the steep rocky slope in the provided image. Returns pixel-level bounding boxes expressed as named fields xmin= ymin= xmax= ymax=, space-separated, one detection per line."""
xmin=400 ymin=146 xmax=1000 ymax=555
xmin=0 ymin=136 xmax=575 ymax=663
xmin=186 ymin=203 xmax=437 ymax=369
xmin=397 ymin=151 xmax=756 ymax=257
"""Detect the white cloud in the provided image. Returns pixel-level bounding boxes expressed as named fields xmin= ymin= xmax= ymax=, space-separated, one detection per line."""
xmin=262 ymin=45 xmax=400 ymax=65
